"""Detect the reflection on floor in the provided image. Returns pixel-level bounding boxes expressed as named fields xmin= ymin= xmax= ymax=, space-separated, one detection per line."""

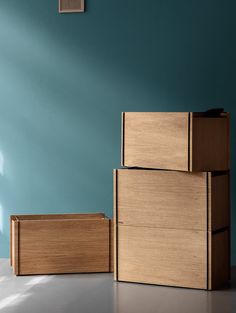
xmin=0 ymin=259 xmax=235 ymax=313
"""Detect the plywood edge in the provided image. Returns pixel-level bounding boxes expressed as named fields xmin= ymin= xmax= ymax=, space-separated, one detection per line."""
xmin=208 ymin=229 xmax=230 ymax=290
xmin=109 ymin=219 xmax=114 ymax=273
xmin=207 ymin=172 xmax=212 ymax=232
xmin=113 ymin=169 xmax=118 ymax=280
xmin=10 ymin=216 xmax=14 ymax=266
xmin=13 ymin=213 xmax=106 ymax=221
xmin=228 ymin=171 xmax=231 ymax=281
xmin=189 ymin=112 xmax=193 ymax=171
xmin=121 ymin=112 xmax=125 ymax=166
xmin=227 ymin=113 xmax=230 ymax=169
xmin=12 ymin=220 xmax=19 ymax=275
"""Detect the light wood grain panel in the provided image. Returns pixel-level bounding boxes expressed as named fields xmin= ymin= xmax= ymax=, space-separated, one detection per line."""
xmin=118 ymin=225 xmax=207 ymax=289
xmin=208 ymin=172 xmax=230 ymax=231
xmin=191 ymin=116 xmax=229 ymax=171
xmin=208 ymin=229 xmax=230 ymax=290
xmin=117 ymin=169 xmax=207 ymax=231
xmin=123 ymin=112 xmax=189 ymax=171
xmin=14 ymin=218 xmax=109 ymax=275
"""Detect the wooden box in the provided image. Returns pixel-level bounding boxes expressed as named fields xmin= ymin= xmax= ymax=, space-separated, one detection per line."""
xmin=121 ymin=112 xmax=230 ymax=171
xmin=10 ymin=213 xmax=113 ymax=275
xmin=114 ymin=169 xmax=230 ymax=289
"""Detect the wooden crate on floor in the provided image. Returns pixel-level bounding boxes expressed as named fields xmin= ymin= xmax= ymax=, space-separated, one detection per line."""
xmin=10 ymin=213 xmax=113 ymax=275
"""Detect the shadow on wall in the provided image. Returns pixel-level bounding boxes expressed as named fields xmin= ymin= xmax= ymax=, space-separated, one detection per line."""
xmin=1 ymin=0 xmax=236 ymax=109
xmin=0 ymin=0 xmax=235 ymax=262
xmin=0 ymin=204 xmax=3 ymax=233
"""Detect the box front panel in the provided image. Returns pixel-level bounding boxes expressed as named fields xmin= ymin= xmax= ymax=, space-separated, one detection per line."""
xmin=19 ymin=219 xmax=109 ymax=275
xmin=117 ymin=169 xmax=207 ymax=231
xmin=118 ymin=225 xmax=207 ymax=289
xmin=123 ymin=112 xmax=189 ymax=171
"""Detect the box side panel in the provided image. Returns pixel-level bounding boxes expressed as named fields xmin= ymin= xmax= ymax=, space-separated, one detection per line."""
xmin=117 ymin=169 xmax=207 ymax=231
xmin=192 ymin=117 xmax=229 ymax=171
xmin=18 ymin=219 xmax=110 ymax=275
xmin=208 ymin=172 xmax=230 ymax=231
xmin=123 ymin=112 xmax=189 ymax=171
xmin=118 ymin=226 xmax=207 ymax=289
xmin=208 ymin=229 xmax=230 ymax=290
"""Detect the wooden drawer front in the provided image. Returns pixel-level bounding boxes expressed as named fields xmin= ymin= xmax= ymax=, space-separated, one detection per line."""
xmin=122 ymin=112 xmax=229 ymax=171
xmin=12 ymin=218 xmax=110 ymax=275
xmin=116 ymin=169 xmax=207 ymax=231
xmin=117 ymin=225 xmax=207 ymax=289
xmin=123 ymin=112 xmax=189 ymax=171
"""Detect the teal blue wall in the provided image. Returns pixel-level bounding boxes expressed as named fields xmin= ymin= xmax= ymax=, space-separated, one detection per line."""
xmin=0 ymin=0 xmax=235 ymax=263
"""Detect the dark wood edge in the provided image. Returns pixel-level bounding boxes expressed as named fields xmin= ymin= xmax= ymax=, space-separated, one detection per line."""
xmin=13 ymin=220 xmax=19 ymax=275
xmin=109 ymin=219 xmax=114 ymax=273
xmin=113 ymin=169 xmax=118 ymax=280
xmin=10 ymin=216 xmax=12 ymax=266
xmin=11 ymin=213 xmax=106 ymax=221
xmin=228 ymin=171 xmax=231 ymax=280
xmin=121 ymin=113 xmax=125 ymax=166
xmin=207 ymin=172 xmax=210 ymax=290
xmin=188 ymin=112 xmax=191 ymax=171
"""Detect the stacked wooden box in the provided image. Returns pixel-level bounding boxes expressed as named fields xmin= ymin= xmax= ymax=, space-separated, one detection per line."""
xmin=114 ymin=112 xmax=230 ymax=290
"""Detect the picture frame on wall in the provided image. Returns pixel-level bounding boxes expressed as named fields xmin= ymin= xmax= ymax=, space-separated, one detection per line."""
xmin=59 ymin=0 xmax=85 ymax=13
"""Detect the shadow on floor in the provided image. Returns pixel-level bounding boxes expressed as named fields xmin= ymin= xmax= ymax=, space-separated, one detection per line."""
xmin=0 ymin=260 xmax=235 ymax=313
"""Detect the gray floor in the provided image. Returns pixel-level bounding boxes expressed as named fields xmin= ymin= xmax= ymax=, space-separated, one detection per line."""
xmin=0 ymin=259 xmax=235 ymax=313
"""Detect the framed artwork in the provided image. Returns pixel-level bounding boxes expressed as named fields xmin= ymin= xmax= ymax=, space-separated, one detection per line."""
xmin=59 ymin=0 xmax=85 ymax=13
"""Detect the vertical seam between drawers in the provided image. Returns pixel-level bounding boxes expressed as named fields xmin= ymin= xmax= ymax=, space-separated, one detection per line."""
xmin=116 ymin=170 xmax=119 ymax=280
xmin=121 ymin=113 xmax=125 ymax=166
xmin=188 ymin=112 xmax=191 ymax=171
xmin=206 ymin=172 xmax=209 ymax=290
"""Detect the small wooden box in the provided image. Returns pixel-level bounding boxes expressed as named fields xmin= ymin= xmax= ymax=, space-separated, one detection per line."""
xmin=114 ymin=169 xmax=230 ymax=289
xmin=10 ymin=213 xmax=112 ymax=275
xmin=122 ymin=112 xmax=230 ymax=171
